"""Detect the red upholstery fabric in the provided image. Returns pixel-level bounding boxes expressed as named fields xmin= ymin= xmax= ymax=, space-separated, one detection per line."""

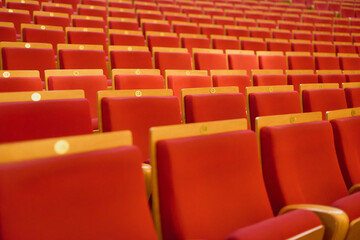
xmin=101 ymin=96 xmax=181 ymax=162
xmin=336 ymin=45 xmax=357 ymax=54
xmin=258 ymin=55 xmax=287 ymax=70
xmin=173 ymin=24 xmax=199 ymax=35
xmin=314 ymin=43 xmax=336 ymax=53
xmin=287 ymin=74 xmax=318 ymax=92
xmin=253 ymin=74 xmax=287 ymax=86
xmin=147 ymin=35 xmax=180 ymax=51
xmin=212 ymin=75 xmax=251 ymax=95
xmin=332 ymin=192 xmax=360 ymax=221
xmin=54 ymin=0 xmax=79 ymax=10
xmin=110 ymin=33 xmax=146 ymax=46
xmin=266 ymin=41 xmax=291 ymax=52
xmin=228 ymin=54 xmax=259 ymax=76
xmin=250 ymin=29 xmax=271 ymax=39
xmin=0 ymin=99 xmax=93 ymax=143
xmin=167 ymin=75 xmax=212 ymax=105
xmin=78 ymin=8 xmax=107 ymax=21
xmin=227 ymin=210 xmax=322 ymax=240
xmin=261 ymin=121 xmax=349 ymax=214
xmin=155 ymin=52 xmax=192 ymax=76
xmin=345 ymin=88 xmax=360 ymax=108
xmin=226 ymin=28 xmax=249 ymax=38
xmin=315 ymin=56 xmax=340 ymax=70
xmin=108 ymin=20 xmax=139 ymax=30
xmin=240 ymin=40 xmax=267 ymax=52
xmin=340 ymin=57 xmax=360 ymax=70
xmin=200 ymin=26 xmax=224 ymax=37
xmin=143 ymin=22 xmax=171 ymax=33
xmin=318 ymin=74 xmax=346 ymax=86
xmin=73 ymin=18 xmax=106 ymax=30
xmin=48 ymin=75 xmax=108 ymax=130
xmin=345 ymin=74 xmax=360 ymax=82
xmin=314 ymin=33 xmax=333 ymax=42
xmin=291 ymin=42 xmax=313 ymax=53
xmin=111 ymin=50 xmax=153 ymax=69
xmin=249 ymin=91 xmax=301 ymax=130
xmin=138 ymin=12 xmax=163 ymax=21
xmin=0 ymin=26 xmax=17 ymax=42
xmin=0 ymin=146 xmax=157 ymax=240
xmin=59 ymin=49 xmax=109 ymax=78
xmin=108 ymin=10 xmax=136 ymax=19
xmin=23 ymin=28 xmax=66 ymax=52
xmin=156 ymin=131 xmax=274 ymax=239
xmin=67 ymin=31 xmax=107 ymax=54
xmin=42 ymin=5 xmax=73 ymax=15
xmin=0 ymin=77 xmax=42 ymax=92
xmin=287 ymin=56 xmax=315 ymax=70
xmin=194 ymin=53 xmax=227 ymax=71
xmin=184 ymin=93 xmax=247 ymax=123
xmin=302 ymin=89 xmax=347 ymax=119
xmin=331 ymin=116 xmax=360 ymax=188
xmin=6 ymin=2 xmax=40 ymax=17
xmin=34 ymin=15 xmax=71 ymax=29
xmin=114 ymin=75 xmax=165 ymax=90
xmin=2 ymin=47 xmax=56 ymax=81
xmin=212 ymin=39 xmax=240 ymax=50
xmin=181 ymin=37 xmax=211 ymax=53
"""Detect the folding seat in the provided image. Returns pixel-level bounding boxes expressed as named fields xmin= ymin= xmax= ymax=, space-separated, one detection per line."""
xmin=53 ymin=0 xmax=80 ymax=11
xmin=203 ymin=7 xmax=224 ymax=17
xmin=258 ymin=112 xmax=359 ymax=240
xmin=166 ymin=70 xmax=211 ymax=105
xmin=181 ymin=6 xmax=203 ymax=15
xmin=41 ymin=2 xmax=74 ymax=15
xmin=21 ymin=24 xmax=65 ymax=54
xmin=249 ymin=27 xmax=271 ymax=39
xmin=266 ymin=39 xmax=291 ymax=53
xmin=172 ymin=22 xmax=198 ymax=35
xmin=282 ymin=13 xmax=301 ymax=22
xmin=199 ymin=24 xmax=225 ymax=38
xmin=193 ymin=48 xmax=228 ymax=72
xmin=247 ymin=85 xmax=300 ymax=129
xmin=313 ymin=31 xmax=334 ymax=42
xmin=314 ymin=53 xmax=340 ymax=70
xmin=0 ymin=22 xmax=17 ymax=42
xmin=159 ymin=5 xmax=181 ymax=14
xmin=107 ymin=7 xmax=136 ymax=19
xmin=112 ymin=69 xmax=165 ymax=90
xmin=257 ymin=19 xmax=276 ymax=29
xmin=108 ymin=29 xmax=145 ymax=46
xmin=271 ymin=29 xmax=292 ymax=40
xmin=343 ymin=82 xmax=360 ymax=107
xmin=317 ymin=70 xmax=346 ymax=86
xmin=297 ymin=22 xmax=315 ymax=32
xmin=286 ymin=70 xmax=318 ymax=92
xmin=0 ymin=70 xmax=43 ymax=92
xmin=341 ymin=7 xmax=355 ymax=18
xmin=333 ymin=25 xmax=351 ymax=34
xmin=77 ymin=4 xmax=107 ymax=21
xmin=293 ymin=30 xmax=313 ymax=41
xmin=0 ymin=90 xmax=92 ymax=143
xmin=287 ymin=52 xmax=315 ymax=70
xmin=314 ymin=1 xmax=328 ymax=10
xmin=146 ymin=32 xmax=180 ymax=51
xmin=188 ymin=14 xmax=211 ymax=24
xmin=224 ymin=9 xmax=244 ymax=18
xmin=290 ymin=39 xmax=313 ymax=53
xmin=245 ymin=10 xmax=265 ymax=20
xmin=66 ymin=27 xmax=108 ymax=55
xmin=151 ymin=119 xmax=324 ymax=238
xmin=211 ymin=69 xmax=251 ymax=95
xmin=235 ymin=18 xmax=257 ymax=28
xmin=33 ymin=11 xmax=71 ymax=30
xmin=0 ymin=8 xmax=31 ymax=35
xmin=142 ymin=19 xmax=171 ymax=33
xmin=300 ymin=83 xmax=347 ymax=118
xmin=99 ymin=89 xmax=181 ymax=162
xmin=240 ymin=37 xmax=267 ymax=52
xmin=257 ymin=51 xmax=287 ymax=71
xmin=154 ymin=47 xmax=192 ymax=76
xmin=335 ymin=43 xmax=357 ymax=54
xmin=213 ymin=16 xmax=235 ymax=26
xmin=164 ymin=12 xmax=188 ymax=23
xmin=134 ymin=1 xmax=158 ymax=11
xmin=223 ymin=26 xmax=247 ymax=39
xmin=107 ymin=17 xmax=139 ymax=31
xmin=182 ymin=87 xmax=247 ymax=123
xmin=277 ymin=21 xmax=297 ymax=31
xmin=343 ymin=70 xmax=360 ymax=83
xmin=58 ymin=44 xmax=109 ymax=80
xmin=339 ymin=54 xmax=360 ymax=70
xmin=6 ymin=0 xmax=40 ymax=18
xmin=0 ymin=42 xmax=56 ymax=82
xmin=302 ymin=15 xmax=318 ymax=24
xmin=45 ymin=69 xmax=107 ymax=130
xmin=211 ymin=35 xmax=240 ymax=50
xmin=227 ymin=50 xmax=259 ymax=76
xmin=334 ymin=33 xmax=352 ymax=43
xmin=180 ymin=34 xmax=210 ymax=53
xmin=264 ymin=12 xmax=282 ymax=21
xmin=252 ymin=69 xmax=287 ymax=86
xmin=315 ymin=23 xmax=332 ymax=33
xmin=0 ymin=131 xmax=158 ymax=240
xmin=71 ymin=15 xmax=106 ymax=30
xmin=110 ymin=46 xmax=152 ymax=71
xmin=327 ymin=108 xmax=360 ymax=190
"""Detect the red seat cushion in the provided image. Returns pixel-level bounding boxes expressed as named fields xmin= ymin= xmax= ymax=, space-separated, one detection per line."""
xmin=114 ymin=75 xmax=165 ymax=90
xmin=287 ymin=74 xmax=318 ymax=92
xmin=212 ymin=75 xmax=251 ymax=95
xmin=259 ymin=55 xmax=287 ymax=71
xmin=194 ymin=53 xmax=227 ymax=71
xmin=318 ymin=74 xmax=346 ymax=86
xmin=332 ymin=192 xmax=360 ymax=221
xmin=0 ymin=77 xmax=43 ymax=92
xmin=288 ymin=56 xmax=315 ymax=70
xmin=315 ymin=56 xmax=340 ymax=70
xmin=155 ymin=52 xmax=192 ymax=76
xmin=345 ymin=88 xmax=360 ymax=108
xmin=253 ymin=74 xmax=287 ymax=86
xmin=110 ymin=51 xmax=153 ymax=69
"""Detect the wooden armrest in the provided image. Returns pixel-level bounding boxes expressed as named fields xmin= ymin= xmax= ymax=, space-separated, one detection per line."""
xmin=349 ymin=184 xmax=360 ymax=195
xmin=142 ymin=163 xmax=152 ymax=199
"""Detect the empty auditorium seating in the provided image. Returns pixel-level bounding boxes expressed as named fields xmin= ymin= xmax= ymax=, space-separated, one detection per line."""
xmin=339 ymin=54 xmax=360 ymax=70
xmin=71 ymin=15 xmax=106 ymax=30
xmin=290 ymin=39 xmax=313 ymax=53
xmin=211 ymin=69 xmax=251 ymax=95
xmin=258 ymin=51 xmax=287 ymax=71
xmin=6 ymin=0 xmax=40 ymax=18
xmin=146 ymin=32 xmax=180 ymax=51
xmin=151 ymin=120 xmax=324 ymax=240
xmin=180 ymin=34 xmax=210 ymax=53
xmin=0 ymin=22 xmax=17 ymax=42
xmin=211 ymin=35 xmax=240 ymax=50
xmin=77 ymin=4 xmax=106 ymax=20
xmin=33 ymin=11 xmax=71 ymax=29
xmin=45 ymin=69 xmax=107 ymax=130
xmin=109 ymin=46 xmax=153 ymax=70
xmin=0 ymin=90 xmax=92 ymax=143
xmin=252 ymin=70 xmax=287 ymax=86
xmin=240 ymin=37 xmax=267 ymax=52
xmin=343 ymin=82 xmax=360 ymax=108
xmin=287 ymin=52 xmax=315 ymax=70
xmin=99 ymin=89 xmax=181 ymax=163
xmin=0 ymin=70 xmax=42 ymax=92
xmin=66 ymin=27 xmax=107 ymax=54
xmin=227 ymin=50 xmax=259 ymax=76
xmin=313 ymin=41 xmax=336 ymax=53
xmin=193 ymin=48 xmax=227 ymax=72
xmin=112 ymin=69 xmax=165 ymax=90
xmin=286 ymin=70 xmax=318 ymax=92
xmin=142 ymin=19 xmax=171 ymax=33
xmin=317 ymin=70 xmax=346 ymax=86
xmin=107 ymin=17 xmax=139 ymax=31
xmin=266 ymin=39 xmax=291 ymax=52
xmin=172 ymin=21 xmax=199 ymax=35
xmin=154 ymin=47 xmax=192 ymax=75
xmin=41 ymin=2 xmax=73 ymax=15
xmin=314 ymin=53 xmax=341 ymax=70
xmin=199 ymin=23 xmax=224 ymax=37
xmin=0 ymin=8 xmax=31 ymax=35
xmin=108 ymin=29 xmax=146 ymax=46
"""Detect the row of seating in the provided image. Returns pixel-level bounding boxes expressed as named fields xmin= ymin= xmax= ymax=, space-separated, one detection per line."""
xmin=0 ymin=109 xmax=359 ymax=239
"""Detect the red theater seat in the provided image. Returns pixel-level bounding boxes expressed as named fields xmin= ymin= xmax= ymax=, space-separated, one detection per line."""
xmin=345 ymin=87 xmax=360 ymax=108
xmin=110 ymin=46 xmax=153 ymax=70
xmin=154 ymin=48 xmax=192 ymax=76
